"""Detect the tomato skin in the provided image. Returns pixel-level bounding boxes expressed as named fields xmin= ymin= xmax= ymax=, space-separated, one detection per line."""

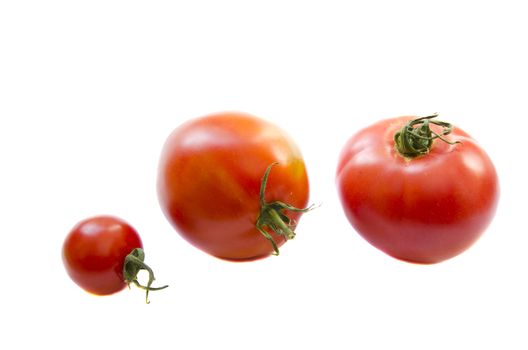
xmin=336 ymin=116 xmax=499 ymax=264
xmin=62 ymin=216 xmax=143 ymax=295
xmin=157 ymin=112 xmax=309 ymax=261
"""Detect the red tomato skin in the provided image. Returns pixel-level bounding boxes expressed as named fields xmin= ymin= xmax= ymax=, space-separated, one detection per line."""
xmin=62 ymin=216 xmax=143 ymax=295
xmin=157 ymin=112 xmax=309 ymax=261
xmin=336 ymin=116 xmax=499 ymax=264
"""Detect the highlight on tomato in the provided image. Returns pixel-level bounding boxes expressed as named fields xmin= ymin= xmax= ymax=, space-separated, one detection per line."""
xmin=157 ymin=111 xmax=314 ymax=261
xmin=62 ymin=215 xmax=168 ymax=303
xmin=336 ymin=114 xmax=499 ymax=264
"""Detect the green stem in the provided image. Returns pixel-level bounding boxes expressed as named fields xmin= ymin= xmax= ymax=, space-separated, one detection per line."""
xmin=123 ymin=248 xmax=168 ymax=304
xmin=259 ymin=162 xmax=274 ymax=207
xmin=255 ymin=163 xmax=315 ymax=256
xmin=394 ymin=113 xmax=461 ymax=158
xmin=130 ymin=280 xmax=169 ymax=291
xmin=268 ymin=208 xmax=296 ymax=240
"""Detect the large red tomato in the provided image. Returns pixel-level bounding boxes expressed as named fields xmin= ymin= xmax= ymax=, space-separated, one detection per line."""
xmin=336 ymin=114 xmax=499 ymax=264
xmin=157 ymin=112 xmax=311 ymax=261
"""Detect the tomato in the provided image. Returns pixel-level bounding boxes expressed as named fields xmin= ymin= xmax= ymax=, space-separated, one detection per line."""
xmin=62 ymin=215 xmax=167 ymax=302
xmin=157 ymin=112 xmax=311 ymax=261
xmin=336 ymin=114 xmax=499 ymax=264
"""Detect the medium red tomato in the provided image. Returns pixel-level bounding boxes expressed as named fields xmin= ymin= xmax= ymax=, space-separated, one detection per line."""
xmin=157 ymin=112 xmax=311 ymax=261
xmin=336 ymin=114 xmax=499 ymax=264
xmin=62 ymin=215 xmax=167 ymax=302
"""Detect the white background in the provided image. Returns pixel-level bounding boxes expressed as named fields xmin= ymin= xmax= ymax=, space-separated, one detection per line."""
xmin=1 ymin=1 xmax=527 ymax=349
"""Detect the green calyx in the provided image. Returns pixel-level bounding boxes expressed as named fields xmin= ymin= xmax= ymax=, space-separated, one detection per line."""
xmin=394 ymin=113 xmax=461 ymax=158
xmin=256 ymin=162 xmax=315 ymax=256
xmin=123 ymin=248 xmax=168 ymax=304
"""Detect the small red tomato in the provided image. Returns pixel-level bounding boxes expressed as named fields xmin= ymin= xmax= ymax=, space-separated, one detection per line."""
xmin=157 ymin=112 xmax=312 ymax=261
xmin=62 ymin=215 xmax=167 ymax=302
xmin=336 ymin=114 xmax=499 ymax=264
